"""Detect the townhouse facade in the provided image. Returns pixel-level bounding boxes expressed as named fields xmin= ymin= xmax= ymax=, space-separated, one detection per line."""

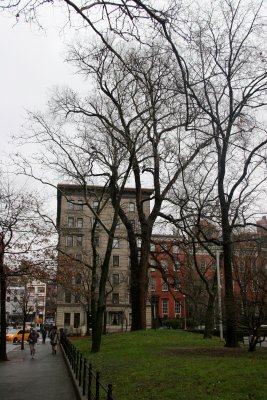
xmin=6 ymin=279 xmax=46 ymax=327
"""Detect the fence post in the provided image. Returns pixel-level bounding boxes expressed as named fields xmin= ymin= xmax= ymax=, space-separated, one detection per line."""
xmin=96 ymin=371 xmax=100 ymax=400
xmin=83 ymin=358 xmax=87 ymax=396
xmin=73 ymin=347 xmax=77 ymax=374
xmin=76 ymin=350 xmax=79 ymax=379
xmin=107 ymin=384 xmax=113 ymax=400
xmin=79 ymin=353 xmax=82 ymax=386
xmin=88 ymin=363 xmax=92 ymax=400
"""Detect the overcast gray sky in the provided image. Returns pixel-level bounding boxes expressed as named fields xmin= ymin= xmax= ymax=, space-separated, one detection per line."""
xmin=0 ymin=9 xmax=82 ymax=157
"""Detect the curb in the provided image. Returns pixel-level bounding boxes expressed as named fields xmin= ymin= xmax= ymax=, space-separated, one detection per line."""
xmin=60 ymin=343 xmax=84 ymax=400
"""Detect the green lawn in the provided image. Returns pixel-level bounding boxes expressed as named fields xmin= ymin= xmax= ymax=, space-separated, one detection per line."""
xmin=72 ymin=330 xmax=267 ymax=400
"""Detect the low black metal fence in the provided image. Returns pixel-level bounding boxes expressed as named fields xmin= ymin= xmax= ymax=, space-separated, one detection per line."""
xmin=60 ymin=332 xmax=115 ymax=400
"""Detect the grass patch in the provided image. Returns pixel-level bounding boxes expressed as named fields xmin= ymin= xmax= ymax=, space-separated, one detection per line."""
xmin=72 ymin=330 xmax=267 ymax=400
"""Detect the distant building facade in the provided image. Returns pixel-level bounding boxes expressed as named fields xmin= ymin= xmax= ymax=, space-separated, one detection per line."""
xmin=56 ymin=184 xmax=153 ymax=334
xmin=6 ymin=280 xmax=46 ymax=327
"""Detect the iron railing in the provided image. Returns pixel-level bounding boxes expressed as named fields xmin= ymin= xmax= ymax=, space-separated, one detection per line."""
xmin=60 ymin=332 xmax=115 ymax=400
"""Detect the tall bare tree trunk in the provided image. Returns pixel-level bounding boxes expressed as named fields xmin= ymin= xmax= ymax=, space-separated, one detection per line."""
xmin=0 ymin=238 xmax=8 ymax=361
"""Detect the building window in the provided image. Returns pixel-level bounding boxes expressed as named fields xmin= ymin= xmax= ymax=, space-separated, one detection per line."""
xmin=110 ymin=312 xmax=122 ymax=325
xmin=64 ymin=313 xmax=71 ymax=326
xmin=92 ymin=217 xmax=100 ymax=229
xmin=129 ymin=202 xmax=135 ymax=212
xmin=112 ymin=293 xmax=119 ymax=304
xmin=199 ymin=261 xmax=207 ymax=272
xmin=76 ymin=235 xmax=83 ymax=246
xmin=65 ymin=291 xmax=72 ymax=303
xmin=76 ymin=273 xmax=82 ymax=284
xmin=112 ymin=274 xmax=119 ymax=286
xmin=161 ymin=260 xmax=168 ymax=272
xmin=137 ymin=238 xmax=142 ymax=248
xmin=172 ymin=245 xmax=179 ymax=253
xmin=7 ymin=296 xmax=10 ymax=302
xmin=77 ymin=218 xmax=83 ymax=228
xmin=149 ymin=277 xmax=156 ymax=291
xmin=77 ymin=200 xmax=83 ymax=210
xmin=76 ymin=253 xmax=82 ymax=261
xmin=150 ymin=243 xmax=156 ymax=252
xmin=66 ymin=235 xmax=74 ymax=247
xmin=113 ymin=238 xmax=120 ymax=248
xmin=175 ymin=300 xmax=181 ymax=316
xmin=161 ymin=243 xmax=168 ymax=251
xmin=113 ymin=255 xmax=120 ymax=266
xmin=162 ymin=280 xmax=168 ymax=292
xmin=149 ymin=258 xmax=157 ymax=271
xmin=67 ymin=201 xmax=74 ymax=210
xmin=174 ymin=260 xmax=180 ymax=272
xmin=130 ymin=220 xmax=135 ymax=229
xmin=93 ymin=235 xmax=100 ymax=247
xmin=162 ymin=299 xmax=169 ymax=316
xmin=74 ymin=313 xmax=80 ymax=328
xmin=37 ymin=287 xmax=45 ymax=293
xmin=68 ymin=217 xmax=74 ymax=227
xmin=93 ymin=201 xmax=99 ymax=210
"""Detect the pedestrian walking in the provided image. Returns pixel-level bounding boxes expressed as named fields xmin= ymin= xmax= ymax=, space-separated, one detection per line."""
xmin=28 ymin=328 xmax=39 ymax=359
xmin=41 ymin=326 xmax=47 ymax=344
xmin=49 ymin=326 xmax=59 ymax=355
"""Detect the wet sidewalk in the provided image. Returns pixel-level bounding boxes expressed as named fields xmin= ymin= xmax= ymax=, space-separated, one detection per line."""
xmin=0 ymin=339 xmax=79 ymax=400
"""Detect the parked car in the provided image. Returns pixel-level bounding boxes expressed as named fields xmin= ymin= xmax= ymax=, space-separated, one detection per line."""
xmin=6 ymin=329 xmax=31 ymax=343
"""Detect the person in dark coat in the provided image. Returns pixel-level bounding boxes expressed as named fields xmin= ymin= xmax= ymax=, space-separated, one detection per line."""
xmin=28 ymin=328 xmax=39 ymax=359
xmin=49 ymin=326 xmax=59 ymax=355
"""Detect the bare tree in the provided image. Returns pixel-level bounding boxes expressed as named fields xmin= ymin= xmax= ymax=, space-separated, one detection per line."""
xmin=0 ymin=175 xmax=54 ymax=361
xmin=232 ymin=232 xmax=267 ymax=351
xmin=3 ymin=0 xmax=267 ymax=347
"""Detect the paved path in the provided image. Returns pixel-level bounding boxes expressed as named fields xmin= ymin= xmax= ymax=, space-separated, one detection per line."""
xmin=0 ymin=339 xmax=79 ymax=400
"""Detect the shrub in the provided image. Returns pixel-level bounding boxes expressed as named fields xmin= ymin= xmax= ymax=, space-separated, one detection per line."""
xmin=162 ymin=318 xmax=182 ymax=330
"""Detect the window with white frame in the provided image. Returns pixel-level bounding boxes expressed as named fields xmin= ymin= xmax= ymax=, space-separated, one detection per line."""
xmin=162 ymin=299 xmax=169 ymax=316
xmin=172 ymin=245 xmax=179 ymax=253
xmin=162 ymin=279 xmax=168 ymax=292
xmin=113 ymin=238 xmax=120 ymax=248
xmin=68 ymin=217 xmax=74 ymax=227
xmin=137 ymin=238 xmax=142 ymax=248
xmin=150 ymin=243 xmax=156 ymax=252
xmin=175 ymin=300 xmax=181 ymax=316
xmin=149 ymin=277 xmax=156 ymax=291
xmin=93 ymin=201 xmax=99 ymax=210
xmin=129 ymin=202 xmax=135 ymax=212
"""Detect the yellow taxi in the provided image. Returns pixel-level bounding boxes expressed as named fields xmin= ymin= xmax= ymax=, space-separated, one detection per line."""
xmin=6 ymin=329 xmax=31 ymax=343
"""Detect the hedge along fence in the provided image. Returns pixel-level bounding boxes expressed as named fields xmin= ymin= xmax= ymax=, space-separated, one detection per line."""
xmin=60 ymin=332 xmax=115 ymax=400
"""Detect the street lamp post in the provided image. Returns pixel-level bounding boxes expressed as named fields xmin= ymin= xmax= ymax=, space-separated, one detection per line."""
xmin=216 ymin=250 xmax=224 ymax=341
xmin=183 ymin=295 xmax=187 ymax=330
